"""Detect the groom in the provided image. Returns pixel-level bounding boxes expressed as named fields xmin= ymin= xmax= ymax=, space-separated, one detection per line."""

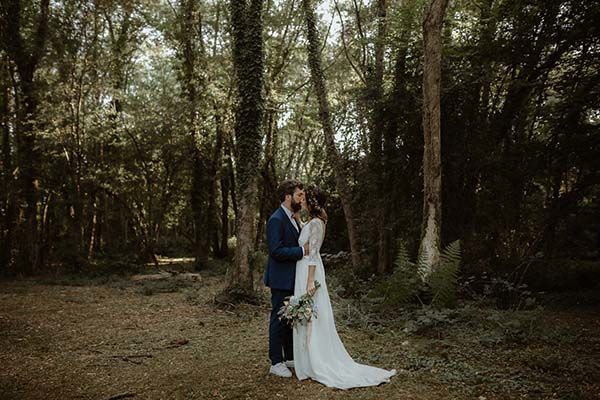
xmin=263 ymin=179 xmax=309 ymax=378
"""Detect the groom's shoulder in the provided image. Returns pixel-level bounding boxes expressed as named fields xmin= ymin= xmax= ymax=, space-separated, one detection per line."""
xmin=269 ymin=207 xmax=283 ymax=221
xmin=268 ymin=207 xmax=283 ymax=221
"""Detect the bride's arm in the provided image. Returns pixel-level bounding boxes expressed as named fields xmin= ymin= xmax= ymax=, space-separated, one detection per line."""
xmin=306 ymin=265 xmax=316 ymax=295
xmin=306 ymin=220 xmax=323 ymax=296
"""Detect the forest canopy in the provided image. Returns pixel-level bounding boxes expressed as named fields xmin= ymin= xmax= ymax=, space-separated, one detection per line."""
xmin=1 ymin=0 xmax=599 ymax=287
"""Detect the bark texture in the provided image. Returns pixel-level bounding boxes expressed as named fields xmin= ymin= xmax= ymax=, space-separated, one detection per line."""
xmin=419 ymin=0 xmax=449 ymax=278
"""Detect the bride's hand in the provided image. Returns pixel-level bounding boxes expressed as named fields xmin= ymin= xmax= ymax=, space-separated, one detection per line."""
xmin=306 ymin=280 xmax=316 ymax=296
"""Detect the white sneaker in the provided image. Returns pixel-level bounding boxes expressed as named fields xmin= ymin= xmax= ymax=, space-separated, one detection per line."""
xmin=284 ymin=360 xmax=295 ymax=369
xmin=269 ymin=362 xmax=292 ymax=378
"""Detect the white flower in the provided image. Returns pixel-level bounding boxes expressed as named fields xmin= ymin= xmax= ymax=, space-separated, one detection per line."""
xmin=289 ymin=296 xmax=299 ymax=306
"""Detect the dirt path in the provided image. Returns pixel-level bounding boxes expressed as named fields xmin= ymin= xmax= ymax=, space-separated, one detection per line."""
xmin=0 ymin=275 xmax=598 ymax=400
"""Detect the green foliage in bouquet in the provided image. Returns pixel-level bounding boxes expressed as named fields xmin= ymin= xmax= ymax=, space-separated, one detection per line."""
xmin=278 ymin=281 xmax=321 ymax=327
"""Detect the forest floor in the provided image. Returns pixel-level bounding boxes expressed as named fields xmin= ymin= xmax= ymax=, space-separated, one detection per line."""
xmin=1 ymin=260 xmax=599 ymax=400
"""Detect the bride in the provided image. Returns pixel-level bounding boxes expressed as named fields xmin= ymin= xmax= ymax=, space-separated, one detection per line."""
xmin=292 ymin=185 xmax=397 ymax=389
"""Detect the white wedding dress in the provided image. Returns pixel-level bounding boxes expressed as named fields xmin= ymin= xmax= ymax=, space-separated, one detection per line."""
xmin=293 ymin=218 xmax=396 ymax=389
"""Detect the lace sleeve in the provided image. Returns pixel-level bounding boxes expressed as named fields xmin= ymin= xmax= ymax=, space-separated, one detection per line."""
xmin=307 ymin=219 xmax=325 ymax=264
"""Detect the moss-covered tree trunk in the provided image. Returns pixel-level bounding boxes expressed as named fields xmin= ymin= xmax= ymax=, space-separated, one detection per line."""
xmin=225 ymin=0 xmax=266 ymax=299
xmin=419 ymin=0 xmax=449 ymax=278
xmin=255 ymin=110 xmax=279 ymax=249
xmin=301 ymin=0 xmax=360 ymax=269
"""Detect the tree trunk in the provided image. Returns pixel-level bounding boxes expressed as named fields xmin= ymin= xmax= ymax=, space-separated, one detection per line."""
xmin=219 ymin=145 xmax=230 ymax=258
xmin=0 ymin=60 xmax=14 ymax=274
xmin=224 ymin=0 xmax=266 ymax=299
xmin=179 ymin=0 xmax=212 ymax=270
xmin=87 ymin=195 xmax=98 ymax=260
xmin=218 ymin=127 xmax=235 ymax=258
xmin=418 ymin=0 xmax=449 ymax=279
xmin=301 ymin=0 xmax=361 ymax=269
xmin=372 ymin=0 xmax=390 ymax=275
xmin=256 ymin=109 xmax=278 ymax=249
xmin=226 ymin=135 xmax=238 ymax=220
xmin=1 ymin=0 xmax=51 ymax=274
xmin=191 ymin=150 xmax=211 ymax=268
xmin=211 ymin=113 xmax=225 ymax=256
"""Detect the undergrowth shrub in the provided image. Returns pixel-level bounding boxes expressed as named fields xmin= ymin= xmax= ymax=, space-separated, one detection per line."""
xmin=426 ymin=240 xmax=461 ymax=308
xmin=370 ymin=240 xmax=461 ymax=309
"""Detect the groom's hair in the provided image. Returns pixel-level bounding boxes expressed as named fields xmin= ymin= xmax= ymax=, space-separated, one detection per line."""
xmin=277 ymin=179 xmax=303 ymax=202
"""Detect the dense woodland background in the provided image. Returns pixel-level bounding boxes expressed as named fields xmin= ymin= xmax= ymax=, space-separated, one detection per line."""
xmin=1 ymin=0 xmax=599 ymax=297
xmin=1 ymin=1 xmax=600 ymax=399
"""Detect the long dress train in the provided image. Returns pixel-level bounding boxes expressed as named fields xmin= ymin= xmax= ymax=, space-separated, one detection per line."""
xmin=293 ymin=218 xmax=396 ymax=389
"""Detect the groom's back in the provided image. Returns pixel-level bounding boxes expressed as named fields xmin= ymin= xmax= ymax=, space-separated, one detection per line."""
xmin=263 ymin=207 xmax=301 ymax=292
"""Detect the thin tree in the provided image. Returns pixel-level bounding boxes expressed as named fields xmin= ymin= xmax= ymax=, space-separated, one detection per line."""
xmin=177 ymin=0 xmax=214 ymax=269
xmin=418 ymin=0 xmax=449 ymax=278
xmin=371 ymin=0 xmax=390 ymax=274
xmin=301 ymin=0 xmax=361 ymax=269
xmin=0 ymin=56 xmax=14 ymax=274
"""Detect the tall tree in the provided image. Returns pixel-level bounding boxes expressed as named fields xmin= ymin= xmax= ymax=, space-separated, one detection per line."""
xmin=371 ymin=0 xmax=391 ymax=274
xmin=225 ymin=0 xmax=266 ymax=298
xmin=301 ymin=0 xmax=360 ymax=269
xmin=419 ymin=0 xmax=449 ymax=278
xmin=0 ymin=0 xmax=51 ymax=273
xmin=177 ymin=0 xmax=213 ymax=269
xmin=0 ymin=55 xmax=14 ymax=274
xmin=95 ymin=0 xmax=138 ymax=257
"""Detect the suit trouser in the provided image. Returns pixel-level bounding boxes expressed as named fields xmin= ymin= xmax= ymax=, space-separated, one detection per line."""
xmin=268 ymin=288 xmax=294 ymax=365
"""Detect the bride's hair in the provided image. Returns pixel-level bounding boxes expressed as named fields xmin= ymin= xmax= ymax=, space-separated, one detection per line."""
xmin=305 ymin=185 xmax=328 ymax=223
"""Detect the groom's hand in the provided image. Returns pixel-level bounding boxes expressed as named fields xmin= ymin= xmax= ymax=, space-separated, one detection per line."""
xmin=303 ymin=242 xmax=310 ymax=255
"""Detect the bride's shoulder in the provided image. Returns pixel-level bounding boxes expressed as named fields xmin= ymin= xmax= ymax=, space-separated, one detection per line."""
xmin=308 ymin=217 xmax=326 ymax=228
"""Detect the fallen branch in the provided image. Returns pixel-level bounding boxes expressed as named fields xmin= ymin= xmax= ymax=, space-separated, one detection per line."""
xmin=110 ymin=354 xmax=153 ymax=364
xmin=166 ymin=339 xmax=189 ymax=348
xmin=130 ymin=272 xmax=201 ymax=282
xmin=131 ymin=272 xmax=171 ymax=281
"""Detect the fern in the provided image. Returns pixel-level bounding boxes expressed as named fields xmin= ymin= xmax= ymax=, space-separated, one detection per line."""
xmin=416 ymin=247 xmax=430 ymax=282
xmin=428 ymin=240 xmax=461 ymax=308
xmin=375 ymin=240 xmax=421 ymax=306
xmin=370 ymin=240 xmax=461 ymax=308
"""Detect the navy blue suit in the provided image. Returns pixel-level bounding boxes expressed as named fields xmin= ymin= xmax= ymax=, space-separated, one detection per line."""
xmin=264 ymin=206 xmax=304 ymax=365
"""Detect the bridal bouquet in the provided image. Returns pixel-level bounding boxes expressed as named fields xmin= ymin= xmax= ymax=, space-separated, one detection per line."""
xmin=277 ymin=281 xmax=321 ymax=327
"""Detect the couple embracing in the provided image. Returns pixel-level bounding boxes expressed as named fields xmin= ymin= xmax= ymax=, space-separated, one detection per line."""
xmin=263 ymin=179 xmax=396 ymax=390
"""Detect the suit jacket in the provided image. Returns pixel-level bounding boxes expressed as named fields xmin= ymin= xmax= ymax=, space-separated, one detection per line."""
xmin=263 ymin=206 xmax=304 ymax=291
